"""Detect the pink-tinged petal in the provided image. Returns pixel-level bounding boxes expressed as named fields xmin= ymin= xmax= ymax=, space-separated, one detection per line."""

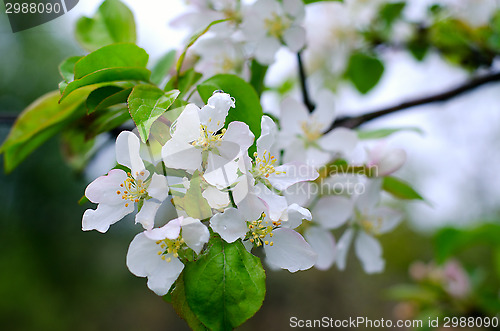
xmin=180 ymin=217 xmax=209 ymax=254
xmin=172 ymin=104 xmax=202 ymax=142
xmin=355 ymin=178 xmax=382 ymax=212
xmin=318 ymin=127 xmax=358 ymax=155
xmin=256 ymin=183 xmax=288 ymax=222
xmin=283 ymin=25 xmax=305 ymax=52
xmin=371 ymin=207 xmax=403 ymax=234
xmin=254 ymin=36 xmax=281 ymax=65
xmin=135 ymin=199 xmax=162 ymax=231
xmin=335 ymin=228 xmax=354 ymax=271
xmin=313 ymin=195 xmax=354 ymax=229
xmin=82 ymin=203 xmax=133 ymax=233
xmin=202 ymin=186 xmax=230 ymax=210
xmin=115 ymin=131 xmax=145 ymax=175
xmin=264 ymin=228 xmax=317 ymax=272
xmin=282 ymin=203 xmax=311 ymax=229
xmin=85 ymin=169 xmax=128 ymax=205
xmin=355 ymin=231 xmax=384 ymax=274
xmin=210 ymin=208 xmax=248 ymax=243
xmin=270 ymin=162 xmax=319 ymax=191
xmin=304 ymin=226 xmax=336 ymax=271
xmin=148 ymin=173 xmax=169 ymax=202
xmin=126 ymin=233 xmax=184 ymax=296
xmin=279 ymin=97 xmax=308 ymax=135
xmin=222 ymin=121 xmax=255 ymax=152
xmin=256 ymin=115 xmax=278 ymax=156
xmin=313 ymin=90 xmax=337 ymax=130
xmin=162 ymin=138 xmax=202 ymax=172
xmin=145 ymin=217 xmax=182 ymax=241
xmin=368 ymin=144 xmax=407 ymax=176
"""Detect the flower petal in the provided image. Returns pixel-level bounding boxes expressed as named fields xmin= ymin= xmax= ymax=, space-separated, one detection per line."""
xmin=135 ymin=199 xmax=162 ymax=231
xmin=279 ymin=97 xmax=309 ymax=135
xmin=210 ymin=208 xmax=248 ymax=243
xmin=162 ymin=138 xmax=202 ymax=172
xmin=82 ymin=203 xmax=133 ymax=233
xmin=270 ymin=162 xmax=319 ymax=191
xmin=283 ymin=25 xmax=305 ymax=52
xmin=313 ymin=195 xmax=354 ymax=229
xmin=115 ymin=131 xmax=145 ymax=175
xmin=304 ymin=226 xmax=336 ymax=271
xmin=282 ymin=203 xmax=311 ymax=229
xmin=199 ymin=92 xmax=234 ymax=133
xmin=180 ymin=217 xmax=210 ymax=254
xmin=256 ymin=115 xmax=278 ymax=156
xmin=172 ymin=104 xmax=202 ymax=142
xmin=148 ymin=173 xmax=169 ymax=202
xmin=254 ymin=36 xmax=281 ymax=65
xmin=355 ymin=178 xmax=382 ymax=212
xmin=202 ymin=186 xmax=230 ymax=210
xmin=264 ymin=228 xmax=317 ymax=272
xmin=256 ymin=183 xmax=288 ymax=222
xmin=354 ymin=231 xmax=385 ymax=274
xmin=313 ymin=90 xmax=337 ymax=130
xmin=222 ymin=121 xmax=255 ymax=152
xmin=318 ymin=127 xmax=358 ymax=155
xmin=145 ymin=217 xmax=182 ymax=241
xmin=335 ymin=228 xmax=354 ymax=271
xmin=85 ymin=169 xmax=128 ymax=205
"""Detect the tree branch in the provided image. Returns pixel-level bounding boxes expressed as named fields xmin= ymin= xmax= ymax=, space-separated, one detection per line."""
xmin=297 ymin=51 xmax=314 ymax=112
xmin=330 ymin=71 xmax=500 ymax=130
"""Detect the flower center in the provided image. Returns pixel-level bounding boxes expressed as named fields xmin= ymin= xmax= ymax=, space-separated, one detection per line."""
xmin=300 ymin=120 xmax=323 ymax=142
xmin=252 ymin=150 xmax=284 ymax=178
xmin=116 ymin=171 xmax=149 ymax=207
xmin=156 ymin=237 xmax=185 ymax=262
xmin=191 ymin=125 xmax=226 ymax=151
xmin=359 ymin=215 xmax=383 ymax=236
xmin=264 ymin=13 xmax=291 ymax=38
xmin=246 ymin=213 xmax=281 ymax=247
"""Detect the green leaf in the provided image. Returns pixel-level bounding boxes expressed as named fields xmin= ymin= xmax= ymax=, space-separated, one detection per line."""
xmin=86 ymin=86 xmax=132 ymax=114
xmin=164 ymin=68 xmax=202 ymax=109
xmin=60 ymin=43 xmax=150 ymax=101
xmin=345 ymin=53 xmax=384 ymax=94
xmin=172 ymin=171 xmax=212 ymax=220
xmin=61 ymin=128 xmax=96 ymax=172
xmin=197 ymin=74 xmax=263 ymax=155
xmin=357 ymin=127 xmax=424 ymax=140
xmin=86 ymin=107 xmax=131 ymax=139
xmin=0 ymin=88 xmax=92 ymax=172
xmin=127 ymin=85 xmax=180 ymax=142
xmin=382 ymin=176 xmax=424 ymax=200
xmin=379 ymin=2 xmax=406 ymax=27
xmin=170 ymin=277 xmax=208 ymax=331
xmin=75 ymin=0 xmax=136 ymax=52
xmin=183 ymin=235 xmax=266 ymax=330
xmin=151 ymin=50 xmax=177 ymax=86
xmin=249 ymin=60 xmax=268 ymax=96
xmin=59 ymin=56 xmax=83 ymax=82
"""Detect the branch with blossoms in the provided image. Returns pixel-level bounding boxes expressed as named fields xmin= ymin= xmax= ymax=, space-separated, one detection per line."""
xmin=2 ymin=0 xmax=500 ymax=329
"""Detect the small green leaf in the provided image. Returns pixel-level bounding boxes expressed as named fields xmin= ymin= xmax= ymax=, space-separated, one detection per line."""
xmin=357 ymin=127 xmax=424 ymax=140
xmin=382 ymin=176 xmax=424 ymax=200
xmin=151 ymin=50 xmax=177 ymax=86
xmin=197 ymin=74 xmax=263 ymax=155
xmin=1 ymin=88 xmax=92 ymax=172
xmin=170 ymin=277 xmax=209 ymax=331
xmin=59 ymin=56 xmax=83 ymax=82
xmin=75 ymin=0 xmax=136 ymax=52
xmin=86 ymin=86 xmax=132 ymax=114
xmin=127 ymin=85 xmax=179 ymax=142
xmin=60 ymin=43 xmax=150 ymax=101
xmin=86 ymin=107 xmax=131 ymax=139
xmin=249 ymin=60 xmax=268 ymax=96
xmin=345 ymin=53 xmax=384 ymax=94
xmin=379 ymin=2 xmax=406 ymax=27
xmin=172 ymin=171 xmax=212 ymax=220
xmin=183 ymin=235 xmax=266 ymax=331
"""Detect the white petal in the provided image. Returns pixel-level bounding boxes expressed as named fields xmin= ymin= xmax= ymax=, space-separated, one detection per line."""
xmin=313 ymin=195 xmax=354 ymax=229
xmin=371 ymin=207 xmax=403 ymax=234
xmin=209 ymin=208 xmax=248 ymax=243
xmin=335 ymin=228 xmax=354 ymax=271
xmin=355 ymin=178 xmax=382 ymax=212
xmin=256 ymin=115 xmax=278 ymax=155
xmin=279 ymin=97 xmax=308 ymax=135
xmin=222 ymin=121 xmax=255 ymax=152
xmin=282 ymin=203 xmax=311 ymax=229
xmin=264 ymin=228 xmax=317 ymax=272
xmin=162 ymin=138 xmax=202 ymax=172
xmin=254 ymin=36 xmax=281 ymax=65
xmin=145 ymin=217 xmax=182 ymax=241
xmin=172 ymin=104 xmax=202 ymax=142
xmin=180 ymin=217 xmax=210 ymax=254
xmin=214 ymin=141 xmax=240 ymax=162
xmin=256 ymin=183 xmax=288 ymax=222
xmin=126 ymin=233 xmax=184 ymax=296
xmin=305 ymin=147 xmax=331 ymax=168
xmin=304 ymin=226 xmax=336 ymax=271
xmin=82 ymin=203 xmax=133 ymax=233
xmin=199 ymin=93 xmax=233 ymax=133
xmin=318 ymin=128 xmax=358 ymax=155
xmin=115 ymin=131 xmax=145 ymax=175
xmin=368 ymin=144 xmax=407 ymax=176
xmin=135 ymin=200 xmax=162 ymax=231
xmin=313 ymin=90 xmax=337 ymax=130
xmin=85 ymin=169 xmax=128 ymax=205
xmin=283 ymin=25 xmax=305 ymax=52
xmin=202 ymin=186 xmax=230 ymax=210
xmin=204 ymin=157 xmax=239 ymax=188
xmin=283 ymin=0 xmax=304 ymax=18
xmin=270 ymin=162 xmax=319 ymax=191
xmin=354 ymin=231 xmax=385 ymax=274
xmin=148 ymin=173 xmax=169 ymax=202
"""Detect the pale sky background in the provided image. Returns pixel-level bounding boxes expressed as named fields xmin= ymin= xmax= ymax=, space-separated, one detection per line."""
xmin=9 ymin=0 xmax=500 ymax=232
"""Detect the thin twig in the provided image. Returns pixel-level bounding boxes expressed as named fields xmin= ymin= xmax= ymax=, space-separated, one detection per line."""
xmin=297 ymin=51 xmax=314 ymax=112
xmin=329 ymin=71 xmax=500 ymax=130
